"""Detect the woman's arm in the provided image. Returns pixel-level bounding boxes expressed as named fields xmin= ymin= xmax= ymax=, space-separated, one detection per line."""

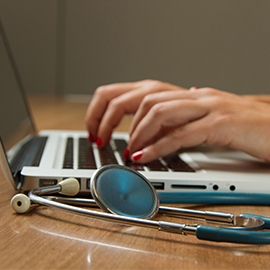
xmin=244 ymin=95 xmax=270 ymax=104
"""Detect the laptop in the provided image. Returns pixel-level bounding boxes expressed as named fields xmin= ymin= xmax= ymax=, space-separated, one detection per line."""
xmin=1 ymin=17 xmax=270 ymax=205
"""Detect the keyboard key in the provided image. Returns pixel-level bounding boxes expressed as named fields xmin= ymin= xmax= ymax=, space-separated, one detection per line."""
xmin=78 ymin=138 xmax=97 ymax=169
xmin=114 ymin=139 xmax=144 ymax=170
xmin=146 ymin=159 xmax=168 ymax=171
xmin=163 ymin=153 xmax=195 ymax=172
xmin=114 ymin=139 xmax=128 ymax=155
xmin=124 ymin=160 xmax=144 ymax=171
xmin=63 ymin=137 xmax=74 ymax=169
xmin=98 ymin=145 xmax=118 ymax=166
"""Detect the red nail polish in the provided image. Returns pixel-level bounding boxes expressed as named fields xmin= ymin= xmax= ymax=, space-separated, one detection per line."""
xmin=88 ymin=133 xmax=94 ymax=142
xmin=96 ymin=137 xmax=102 ymax=147
xmin=132 ymin=151 xmax=143 ymax=161
xmin=123 ymin=148 xmax=129 ymax=160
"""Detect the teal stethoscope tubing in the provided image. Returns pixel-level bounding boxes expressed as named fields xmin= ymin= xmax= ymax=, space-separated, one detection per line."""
xmin=197 ymin=225 xmax=270 ymax=244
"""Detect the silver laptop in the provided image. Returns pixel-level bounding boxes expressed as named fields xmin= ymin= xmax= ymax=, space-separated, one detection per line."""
xmin=1 ymin=17 xmax=270 ymax=205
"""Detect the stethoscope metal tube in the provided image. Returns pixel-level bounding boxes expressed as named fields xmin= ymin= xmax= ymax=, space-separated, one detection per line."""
xmin=10 ymin=165 xmax=270 ymax=244
xmin=29 ymin=189 xmax=196 ymax=234
xmin=43 ymin=196 xmax=264 ymax=229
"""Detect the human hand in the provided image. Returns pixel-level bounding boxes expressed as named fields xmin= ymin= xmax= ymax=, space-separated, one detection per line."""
xmin=127 ymin=87 xmax=270 ymax=163
xmin=85 ymin=79 xmax=185 ymax=147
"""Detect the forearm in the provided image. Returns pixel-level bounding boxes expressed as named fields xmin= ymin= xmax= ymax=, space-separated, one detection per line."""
xmin=244 ymin=95 xmax=270 ymax=104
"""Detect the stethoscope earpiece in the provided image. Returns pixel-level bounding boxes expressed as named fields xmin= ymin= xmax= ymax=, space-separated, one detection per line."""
xmin=11 ymin=193 xmax=31 ymax=214
xmin=58 ymin=177 xmax=80 ymax=196
xmin=10 ymin=177 xmax=80 ymax=214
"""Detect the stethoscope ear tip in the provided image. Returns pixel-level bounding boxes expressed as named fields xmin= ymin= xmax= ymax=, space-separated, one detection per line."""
xmin=58 ymin=178 xmax=80 ymax=196
xmin=10 ymin=194 xmax=31 ymax=214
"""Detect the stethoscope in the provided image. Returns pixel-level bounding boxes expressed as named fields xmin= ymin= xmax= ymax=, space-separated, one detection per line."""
xmin=10 ymin=165 xmax=270 ymax=244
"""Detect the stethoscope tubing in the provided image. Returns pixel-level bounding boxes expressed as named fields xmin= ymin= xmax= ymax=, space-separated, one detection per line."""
xmin=31 ymin=193 xmax=270 ymax=244
xmin=196 ymin=225 xmax=270 ymax=244
xmin=44 ymin=196 xmax=266 ymax=230
xmin=30 ymin=193 xmax=270 ymax=244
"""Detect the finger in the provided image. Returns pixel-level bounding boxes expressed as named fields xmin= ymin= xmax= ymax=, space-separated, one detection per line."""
xmin=129 ymin=89 xmax=200 ymax=136
xmin=128 ymin=99 xmax=208 ymax=155
xmin=130 ymin=117 xmax=210 ymax=163
xmin=95 ymin=88 xmax=151 ymax=147
xmin=85 ymin=81 xmax=142 ymax=141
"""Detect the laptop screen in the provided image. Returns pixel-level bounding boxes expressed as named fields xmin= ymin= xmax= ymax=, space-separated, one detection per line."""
xmin=0 ymin=17 xmax=35 ymax=163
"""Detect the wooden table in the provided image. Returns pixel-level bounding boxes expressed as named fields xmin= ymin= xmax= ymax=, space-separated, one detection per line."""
xmin=1 ymin=95 xmax=270 ymax=270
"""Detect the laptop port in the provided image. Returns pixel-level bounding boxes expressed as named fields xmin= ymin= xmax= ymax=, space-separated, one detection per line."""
xmin=151 ymin=182 xmax=165 ymax=190
xmin=171 ymin=184 xmax=207 ymax=190
xmin=39 ymin=179 xmax=58 ymax=187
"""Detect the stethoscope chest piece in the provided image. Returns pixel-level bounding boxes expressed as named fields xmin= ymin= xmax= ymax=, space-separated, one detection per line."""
xmin=90 ymin=165 xmax=159 ymax=219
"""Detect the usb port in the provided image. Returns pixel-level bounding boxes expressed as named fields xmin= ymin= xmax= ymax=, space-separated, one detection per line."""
xmin=151 ymin=182 xmax=165 ymax=190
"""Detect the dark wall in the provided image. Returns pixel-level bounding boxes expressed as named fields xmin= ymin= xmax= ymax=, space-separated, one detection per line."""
xmin=1 ymin=1 xmax=270 ymax=96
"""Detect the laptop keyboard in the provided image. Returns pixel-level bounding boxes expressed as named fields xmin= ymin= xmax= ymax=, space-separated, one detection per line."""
xmin=63 ymin=137 xmax=195 ymax=172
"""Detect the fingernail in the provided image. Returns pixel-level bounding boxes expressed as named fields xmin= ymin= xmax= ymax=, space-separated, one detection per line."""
xmin=88 ymin=133 xmax=94 ymax=142
xmin=96 ymin=137 xmax=102 ymax=147
xmin=132 ymin=150 xmax=143 ymax=161
xmin=190 ymin=86 xmax=198 ymax=91
xmin=123 ymin=148 xmax=129 ymax=160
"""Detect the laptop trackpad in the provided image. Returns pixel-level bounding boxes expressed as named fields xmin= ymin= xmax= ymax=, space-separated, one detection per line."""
xmin=186 ymin=146 xmax=270 ymax=173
